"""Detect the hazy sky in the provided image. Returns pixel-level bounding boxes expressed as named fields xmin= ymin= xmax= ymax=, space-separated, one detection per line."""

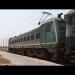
xmin=0 ymin=9 xmax=70 ymax=46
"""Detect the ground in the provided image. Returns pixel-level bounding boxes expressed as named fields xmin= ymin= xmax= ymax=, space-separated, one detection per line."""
xmin=0 ymin=51 xmax=63 ymax=66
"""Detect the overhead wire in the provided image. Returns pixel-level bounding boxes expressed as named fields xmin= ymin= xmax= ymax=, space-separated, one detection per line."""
xmin=11 ymin=11 xmax=42 ymax=36
xmin=18 ymin=11 xmax=39 ymax=26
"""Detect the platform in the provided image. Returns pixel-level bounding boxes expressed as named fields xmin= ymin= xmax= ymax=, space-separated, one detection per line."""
xmin=0 ymin=51 xmax=63 ymax=66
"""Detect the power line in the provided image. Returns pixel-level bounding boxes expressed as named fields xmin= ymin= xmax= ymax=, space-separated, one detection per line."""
xmin=18 ymin=11 xmax=39 ymax=26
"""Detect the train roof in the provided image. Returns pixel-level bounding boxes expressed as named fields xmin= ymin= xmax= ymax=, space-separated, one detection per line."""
xmin=9 ymin=17 xmax=64 ymax=41
xmin=9 ymin=26 xmax=41 ymax=41
xmin=40 ymin=17 xmax=64 ymax=25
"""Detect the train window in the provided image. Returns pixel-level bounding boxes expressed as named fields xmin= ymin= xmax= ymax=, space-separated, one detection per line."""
xmin=20 ymin=38 xmax=22 ymax=42
xmin=18 ymin=39 xmax=20 ymax=42
xmin=71 ymin=16 xmax=75 ymax=25
xmin=41 ymin=22 xmax=56 ymax=43
xmin=27 ymin=36 xmax=30 ymax=41
xmin=72 ymin=26 xmax=75 ymax=35
xmin=36 ymin=33 xmax=40 ymax=39
xmin=17 ymin=39 xmax=18 ymax=43
xmin=58 ymin=21 xmax=66 ymax=29
xmin=22 ymin=38 xmax=24 ymax=42
xmin=45 ymin=22 xmax=52 ymax=32
xmin=21 ymin=38 xmax=24 ymax=42
xmin=56 ymin=20 xmax=66 ymax=41
xmin=31 ymin=34 xmax=34 ymax=40
xmin=24 ymin=37 xmax=26 ymax=41
xmin=45 ymin=22 xmax=55 ymax=42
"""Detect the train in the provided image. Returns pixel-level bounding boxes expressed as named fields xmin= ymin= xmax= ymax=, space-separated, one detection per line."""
xmin=8 ymin=10 xmax=75 ymax=63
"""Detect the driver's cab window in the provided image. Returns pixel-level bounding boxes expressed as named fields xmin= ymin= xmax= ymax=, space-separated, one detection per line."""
xmin=41 ymin=21 xmax=56 ymax=43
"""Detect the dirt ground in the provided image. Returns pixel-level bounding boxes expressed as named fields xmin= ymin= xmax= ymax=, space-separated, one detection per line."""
xmin=0 ymin=55 xmax=12 ymax=65
xmin=0 ymin=51 xmax=63 ymax=66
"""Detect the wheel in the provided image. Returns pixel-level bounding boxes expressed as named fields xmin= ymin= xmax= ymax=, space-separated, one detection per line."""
xmin=26 ymin=49 xmax=34 ymax=57
xmin=35 ymin=48 xmax=48 ymax=59
xmin=53 ymin=51 xmax=65 ymax=62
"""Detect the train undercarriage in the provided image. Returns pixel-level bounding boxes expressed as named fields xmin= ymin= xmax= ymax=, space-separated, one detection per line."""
xmin=8 ymin=47 xmax=67 ymax=63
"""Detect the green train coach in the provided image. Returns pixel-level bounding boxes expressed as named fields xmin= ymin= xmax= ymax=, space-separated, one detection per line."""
xmin=8 ymin=10 xmax=75 ymax=63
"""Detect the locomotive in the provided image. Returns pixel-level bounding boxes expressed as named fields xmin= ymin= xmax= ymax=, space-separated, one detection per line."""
xmin=8 ymin=10 xmax=75 ymax=63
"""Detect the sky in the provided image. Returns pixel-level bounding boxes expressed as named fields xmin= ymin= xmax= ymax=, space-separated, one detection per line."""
xmin=0 ymin=9 xmax=71 ymax=46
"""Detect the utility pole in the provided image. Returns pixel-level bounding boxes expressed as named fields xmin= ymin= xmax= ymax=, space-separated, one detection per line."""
xmin=6 ymin=37 xmax=8 ymax=51
xmin=1 ymin=39 xmax=2 ymax=51
xmin=2 ymin=39 xmax=4 ymax=50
